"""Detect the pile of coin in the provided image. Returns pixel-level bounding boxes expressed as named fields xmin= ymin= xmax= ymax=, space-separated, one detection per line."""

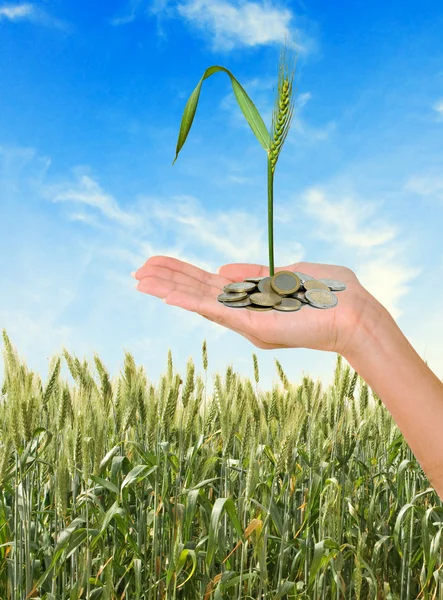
xmin=217 ymin=271 xmax=346 ymax=312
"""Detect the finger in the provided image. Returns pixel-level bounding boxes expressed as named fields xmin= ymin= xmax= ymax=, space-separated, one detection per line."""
xmin=138 ymin=276 xmax=277 ymax=338
xmin=139 ymin=275 xmax=295 ymax=349
xmin=135 ymin=255 xmax=232 ymax=289
xmin=135 ymin=264 xmax=222 ymax=296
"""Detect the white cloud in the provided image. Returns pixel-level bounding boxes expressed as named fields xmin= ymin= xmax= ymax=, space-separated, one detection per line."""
xmin=177 ymin=0 xmax=293 ymax=51
xmin=48 ymin=174 xmax=138 ymax=228
xmin=433 ymin=99 xmax=443 ymax=118
xmin=0 ymin=3 xmax=33 ymax=20
xmin=354 ymin=255 xmax=420 ymax=321
xmin=143 ymin=194 xmax=267 ymax=263
xmin=300 ymin=187 xmax=398 ymax=248
xmin=274 ymin=184 xmax=418 ymax=319
xmin=110 ymin=0 xmax=143 ymax=25
xmin=290 ymin=91 xmax=336 ymax=143
xmin=405 ymin=174 xmax=443 ymax=202
xmin=0 ymin=2 xmax=69 ymax=29
xmin=112 ymin=0 xmax=316 ymax=53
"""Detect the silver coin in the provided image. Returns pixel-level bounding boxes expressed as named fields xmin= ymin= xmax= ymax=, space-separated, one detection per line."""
xmin=223 ymin=282 xmax=257 ymax=293
xmin=217 ymin=292 xmax=248 ymax=302
xmin=273 ymin=298 xmax=303 ymax=312
xmin=223 ymin=298 xmax=251 ymax=308
xmin=305 ymin=289 xmax=338 ymax=309
xmin=293 ymin=271 xmax=316 ymax=283
xmin=257 ymin=277 xmax=273 ymax=293
xmin=244 ymin=277 xmax=264 ymax=283
xmin=246 ymin=304 xmax=273 ymax=311
xmin=317 ymin=278 xmax=347 ymax=292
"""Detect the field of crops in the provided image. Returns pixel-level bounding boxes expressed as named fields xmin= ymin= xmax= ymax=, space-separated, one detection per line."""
xmin=0 ymin=329 xmax=442 ymax=599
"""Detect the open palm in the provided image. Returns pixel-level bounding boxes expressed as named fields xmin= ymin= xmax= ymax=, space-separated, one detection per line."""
xmin=134 ymin=256 xmax=370 ymax=356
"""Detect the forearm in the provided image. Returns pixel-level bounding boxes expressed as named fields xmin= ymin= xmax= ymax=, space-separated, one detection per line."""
xmin=343 ymin=291 xmax=443 ymax=500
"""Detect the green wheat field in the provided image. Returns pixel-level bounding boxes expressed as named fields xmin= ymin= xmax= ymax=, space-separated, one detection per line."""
xmin=1 ymin=329 xmax=442 ymax=600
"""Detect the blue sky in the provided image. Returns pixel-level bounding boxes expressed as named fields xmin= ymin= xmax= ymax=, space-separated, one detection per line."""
xmin=1 ymin=0 xmax=443 ymax=393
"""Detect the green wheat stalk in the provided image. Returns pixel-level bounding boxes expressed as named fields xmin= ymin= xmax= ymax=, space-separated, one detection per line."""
xmin=173 ymin=44 xmax=296 ymax=277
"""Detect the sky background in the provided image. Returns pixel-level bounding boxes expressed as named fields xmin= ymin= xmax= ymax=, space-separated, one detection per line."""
xmin=1 ymin=0 xmax=443 ymax=394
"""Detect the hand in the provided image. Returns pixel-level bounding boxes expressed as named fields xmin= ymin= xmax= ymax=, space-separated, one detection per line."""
xmin=133 ymin=256 xmax=373 ymax=356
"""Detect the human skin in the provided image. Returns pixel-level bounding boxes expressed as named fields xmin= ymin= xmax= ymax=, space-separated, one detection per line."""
xmin=133 ymin=255 xmax=443 ymax=501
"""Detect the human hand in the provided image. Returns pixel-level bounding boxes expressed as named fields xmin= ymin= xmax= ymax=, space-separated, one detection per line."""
xmin=133 ymin=256 xmax=374 ymax=356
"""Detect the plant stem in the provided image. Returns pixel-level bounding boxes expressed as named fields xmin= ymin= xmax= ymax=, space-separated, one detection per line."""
xmin=267 ymin=156 xmax=275 ymax=276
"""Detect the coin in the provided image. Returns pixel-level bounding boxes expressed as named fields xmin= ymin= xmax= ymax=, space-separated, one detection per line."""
xmin=249 ymin=292 xmax=282 ymax=307
xmin=223 ymin=282 xmax=257 ymax=293
xmin=291 ymin=291 xmax=309 ymax=304
xmin=317 ymin=278 xmax=347 ymax=292
xmin=293 ymin=271 xmax=316 ymax=283
xmin=258 ymin=277 xmax=273 ymax=293
xmin=273 ymin=298 xmax=303 ymax=311
xmin=303 ymin=280 xmax=330 ymax=291
xmin=305 ymin=289 xmax=338 ymax=309
xmin=217 ymin=292 xmax=248 ymax=302
xmin=270 ymin=271 xmax=301 ymax=295
xmin=223 ymin=298 xmax=251 ymax=308
xmin=215 ymin=269 xmax=345 ymax=313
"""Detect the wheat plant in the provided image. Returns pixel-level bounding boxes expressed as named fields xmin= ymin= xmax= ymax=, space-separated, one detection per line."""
xmin=0 ymin=328 xmax=442 ymax=599
xmin=173 ymin=45 xmax=296 ymax=277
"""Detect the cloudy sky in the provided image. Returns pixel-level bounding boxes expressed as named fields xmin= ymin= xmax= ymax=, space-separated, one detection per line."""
xmin=1 ymin=0 xmax=443 ymax=394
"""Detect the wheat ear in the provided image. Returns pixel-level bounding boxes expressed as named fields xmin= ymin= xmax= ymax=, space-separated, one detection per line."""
xmin=269 ymin=46 xmax=296 ymax=173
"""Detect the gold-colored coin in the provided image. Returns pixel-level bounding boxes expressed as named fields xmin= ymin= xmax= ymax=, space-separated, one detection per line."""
xmin=223 ymin=282 xmax=257 ymax=293
xmin=249 ymin=292 xmax=282 ymax=307
xmin=270 ymin=271 xmax=301 ymax=295
xmin=217 ymin=292 xmax=248 ymax=303
xmin=303 ymin=280 xmax=330 ymax=291
xmin=257 ymin=277 xmax=273 ymax=293
xmin=273 ymin=298 xmax=302 ymax=311
xmin=246 ymin=304 xmax=273 ymax=311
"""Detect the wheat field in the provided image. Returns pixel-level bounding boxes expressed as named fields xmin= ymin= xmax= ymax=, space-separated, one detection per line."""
xmin=0 ymin=329 xmax=442 ymax=599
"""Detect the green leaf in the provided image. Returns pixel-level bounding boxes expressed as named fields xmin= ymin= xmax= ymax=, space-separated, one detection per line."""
xmin=173 ymin=65 xmax=271 ymax=164
xmin=176 ymin=549 xmax=197 ymax=588
xmin=33 ymin=518 xmax=91 ymax=589
xmin=184 ymin=489 xmax=200 ymax=540
xmin=206 ymin=497 xmax=244 ymax=569
xmin=308 ymin=538 xmax=340 ymax=587
xmin=55 ymin=517 xmax=86 ymax=552
xmin=90 ymin=501 xmax=126 ymax=551
xmin=98 ymin=445 xmax=121 ymax=473
xmin=274 ymin=580 xmax=296 ymax=599
xmin=90 ymin=474 xmax=119 ymax=496
xmin=121 ymin=464 xmax=157 ymax=491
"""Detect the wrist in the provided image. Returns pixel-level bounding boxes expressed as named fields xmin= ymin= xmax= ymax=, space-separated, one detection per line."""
xmin=339 ymin=287 xmax=395 ymax=362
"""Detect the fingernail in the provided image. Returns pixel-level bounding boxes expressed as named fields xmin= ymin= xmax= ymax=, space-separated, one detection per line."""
xmin=130 ymin=271 xmax=136 ymax=279
xmin=134 ymin=283 xmax=139 ymax=290
xmin=217 ymin=266 xmax=222 ymax=274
